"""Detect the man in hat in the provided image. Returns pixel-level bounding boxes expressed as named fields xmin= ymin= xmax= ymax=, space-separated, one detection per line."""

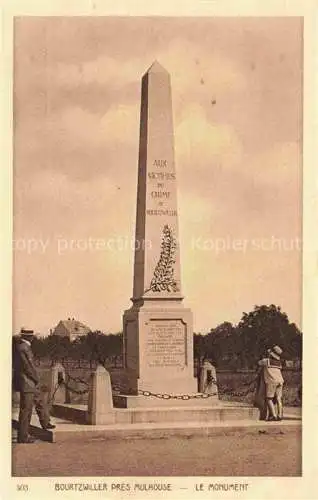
xmin=258 ymin=345 xmax=284 ymax=421
xmin=13 ymin=328 xmax=56 ymax=443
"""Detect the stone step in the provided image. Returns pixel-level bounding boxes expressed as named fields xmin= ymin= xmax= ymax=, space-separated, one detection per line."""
xmin=12 ymin=414 xmax=301 ymax=443
xmin=114 ymin=405 xmax=259 ymax=424
xmin=50 ymin=402 xmax=261 ymax=425
xmin=52 ymin=403 xmax=87 ymax=424
xmin=11 ymin=407 xmax=301 ymax=443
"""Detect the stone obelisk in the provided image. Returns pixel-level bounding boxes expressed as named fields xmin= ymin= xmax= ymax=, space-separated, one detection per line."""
xmin=122 ymin=62 xmax=197 ymax=404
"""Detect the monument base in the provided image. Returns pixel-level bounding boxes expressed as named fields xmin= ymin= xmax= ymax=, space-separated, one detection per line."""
xmin=123 ymin=302 xmax=204 ymax=402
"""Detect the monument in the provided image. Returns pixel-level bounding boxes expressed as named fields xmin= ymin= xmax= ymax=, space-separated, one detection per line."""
xmin=121 ymin=61 xmax=200 ymax=405
xmin=23 ymin=63 xmax=259 ymax=433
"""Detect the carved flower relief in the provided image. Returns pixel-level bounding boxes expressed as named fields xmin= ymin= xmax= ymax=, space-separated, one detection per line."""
xmin=145 ymin=225 xmax=179 ymax=293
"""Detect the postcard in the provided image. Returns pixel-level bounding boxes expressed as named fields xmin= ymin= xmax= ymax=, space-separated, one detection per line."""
xmin=1 ymin=1 xmax=317 ymax=499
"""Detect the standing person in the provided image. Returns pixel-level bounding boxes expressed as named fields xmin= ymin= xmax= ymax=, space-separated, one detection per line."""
xmin=254 ymin=348 xmax=271 ymax=420
xmin=254 ymin=363 xmax=267 ymax=420
xmin=258 ymin=345 xmax=284 ymax=421
xmin=13 ymin=328 xmax=56 ymax=444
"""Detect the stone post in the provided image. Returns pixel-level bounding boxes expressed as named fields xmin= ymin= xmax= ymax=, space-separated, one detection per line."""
xmin=199 ymin=360 xmax=218 ymax=396
xmin=87 ymin=365 xmax=115 ymax=425
xmin=49 ymin=362 xmax=68 ymax=404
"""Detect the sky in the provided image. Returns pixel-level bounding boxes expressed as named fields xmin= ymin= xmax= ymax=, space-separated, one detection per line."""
xmin=13 ymin=17 xmax=303 ymax=335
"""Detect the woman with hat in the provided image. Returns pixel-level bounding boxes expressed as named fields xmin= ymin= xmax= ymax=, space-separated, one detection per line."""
xmin=257 ymin=345 xmax=284 ymax=421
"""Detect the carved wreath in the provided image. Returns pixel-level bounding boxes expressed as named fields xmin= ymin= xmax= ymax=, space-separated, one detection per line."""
xmin=145 ymin=225 xmax=179 ymax=293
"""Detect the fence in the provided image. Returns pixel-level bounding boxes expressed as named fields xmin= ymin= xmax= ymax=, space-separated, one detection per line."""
xmin=50 ymin=371 xmax=259 ymax=405
xmin=35 ymin=356 xmax=124 ymax=369
xmin=42 ymin=361 xmax=301 ymax=408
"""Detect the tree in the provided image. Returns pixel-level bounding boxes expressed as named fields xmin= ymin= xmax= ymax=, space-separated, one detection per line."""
xmin=193 ymin=333 xmax=206 ymax=361
xmin=206 ymin=322 xmax=239 ymax=368
xmin=28 ymin=336 xmax=50 ymax=361
xmin=69 ymin=331 xmax=123 ymax=366
xmin=237 ymin=305 xmax=302 ymax=368
xmin=46 ymin=335 xmax=71 ymax=363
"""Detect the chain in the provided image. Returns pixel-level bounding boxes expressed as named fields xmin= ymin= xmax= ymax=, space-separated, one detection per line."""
xmin=112 ymin=384 xmax=125 ymax=393
xmin=137 ymin=390 xmax=218 ymax=399
xmin=62 ymin=380 xmax=90 ymax=395
xmin=62 ymin=371 xmax=90 ymax=394
xmin=50 ymin=369 xmax=258 ymax=402
xmin=112 ymin=375 xmax=258 ymax=400
xmin=49 ymin=371 xmax=91 ymax=396
xmin=218 ymin=386 xmax=255 ymax=398
xmin=112 ymin=379 xmax=219 ymax=400
xmin=66 ymin=374 xmax=90 ymax=386
xmin=217 ymin=375 xmax=259 ymax=397
xmin=240 ymin=376 xmax=259 ymax=388
xmin=49 ymin=379 xmax=90 ymax=400
xmin=49 ymin=382 xmax=61 ymax=404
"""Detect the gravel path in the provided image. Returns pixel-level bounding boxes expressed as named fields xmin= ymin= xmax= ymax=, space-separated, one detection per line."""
xmin=12 ymin=427 xmax=301 ymax=477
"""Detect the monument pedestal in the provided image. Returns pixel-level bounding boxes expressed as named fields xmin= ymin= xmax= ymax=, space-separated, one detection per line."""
xmin=123 ymin=301 xmax=198 ymax=398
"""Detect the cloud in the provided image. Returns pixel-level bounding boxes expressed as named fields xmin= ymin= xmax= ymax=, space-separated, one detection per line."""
xmin=157 ymin=38 xmax=247 ymax=102
xmin=31 ymin=33 xmax=247 ymax=97
xmin=14 ymin=99 xmax=140 ymax=185
xmin=56 ymin=103 xmax=139 ymax=147
xmin=176 ymin=104 xmax=243 ymax=171
xmin=254 ymin=141 xmax=301 ymax=188
xmin=52 ymin=56 xmax=146 ymax=90
xmin=14 ymin=166 xmax=136 ymax=241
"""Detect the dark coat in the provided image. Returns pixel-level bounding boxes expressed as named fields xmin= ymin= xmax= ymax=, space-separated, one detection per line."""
xmin=254 ymin=369 xmax=266 ymax=409
xmin=12 ymin=339 xmax=39 ymax=393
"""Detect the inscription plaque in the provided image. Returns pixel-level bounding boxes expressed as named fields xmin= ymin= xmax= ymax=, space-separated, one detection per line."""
xmin=146 ymin=319 xmax=186 ymax=368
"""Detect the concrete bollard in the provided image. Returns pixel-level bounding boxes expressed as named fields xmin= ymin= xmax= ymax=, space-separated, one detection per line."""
xmin=50 ymin=362 xmax=68 ymax=404
xmin=199 ymin=359 xmax=218 ymax=396
xmin=87 ymin=365 xmax=115 ymax=425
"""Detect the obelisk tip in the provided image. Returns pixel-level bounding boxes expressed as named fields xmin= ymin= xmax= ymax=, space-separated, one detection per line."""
xmin=145 ymin=60 xmax=169 ymax=75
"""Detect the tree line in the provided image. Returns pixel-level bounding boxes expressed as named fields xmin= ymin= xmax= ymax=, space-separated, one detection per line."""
xmin=13 ymin=305 xmax=302 ymax=370
xmin=194 ymin=305 xmax=302 ymax=369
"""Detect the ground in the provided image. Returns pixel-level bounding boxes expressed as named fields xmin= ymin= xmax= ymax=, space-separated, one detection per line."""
xmin=12 ymin=426 xmax=301 ymax=477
